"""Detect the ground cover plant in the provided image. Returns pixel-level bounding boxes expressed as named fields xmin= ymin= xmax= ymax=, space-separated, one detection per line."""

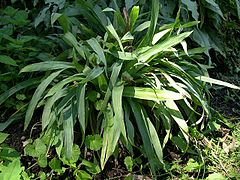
xmin=0 ymin=0 xmax=239 ymax=179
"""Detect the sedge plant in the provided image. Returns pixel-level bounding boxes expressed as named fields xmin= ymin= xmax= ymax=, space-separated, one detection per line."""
xmin=1 ymin=0 xmax=239 ymax=176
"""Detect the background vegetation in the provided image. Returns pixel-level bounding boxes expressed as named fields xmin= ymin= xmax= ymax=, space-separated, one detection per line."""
xmin=0 ymin=0 xmax=239 ymax=179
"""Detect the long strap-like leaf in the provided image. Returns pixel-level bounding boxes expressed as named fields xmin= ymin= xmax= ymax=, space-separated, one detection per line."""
xmin=63 ymin=105 xmax=74 ymax=160
xmin=77 ymin=83 xmax=86 ymax=147
xmin=129 ymin=100 xmax=164 ymax=175
xmin=24 ymin=70 xmax=63 ymax=130
xmin=138 ymin=0 xmax=159 ymax=47
xmin=100 ymin=105 xmax=121 ymax=169
xmin=0 ymin=78 xmax=40 ymax=106
xmin=112 ymin=83 xmax=128 ymax=147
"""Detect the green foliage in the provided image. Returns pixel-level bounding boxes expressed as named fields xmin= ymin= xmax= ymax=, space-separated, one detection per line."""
xmin=0 ymin=0 xmax=239 ymax=179
xmin=49 ymin=157 xmax=65 ymax=174
xmin=184 ymin=158 xmax=201 ymax=172
xmin=0 ymin=55 xmax=17 ymax=66
xmin=19 ymin=0 xmax=237 ymax=174
xmin=161 ymin=0 xmax=240 ymax=73
xmin=0 ymin=5 xmax=60 ymax=129
xmin=0 ymin=133 xmax=9 ymax=144
xmin=0 ymin=158 xmax=22 ymax=180
xmin=124 ymin=156 xmax=133 ymax=172
xmin=85 ymin=134 xmax=102 ymax=151
xmin=0 ymin=133 xmax=28 ymax=179
xmin=206 ymin=173 xmax=227 ymax=180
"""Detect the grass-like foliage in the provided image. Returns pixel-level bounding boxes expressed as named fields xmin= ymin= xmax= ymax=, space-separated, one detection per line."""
xmin=23 ymin=0 xmax=207 ymax=174
xmin=0 ymin=0 xmax=239 ymax=177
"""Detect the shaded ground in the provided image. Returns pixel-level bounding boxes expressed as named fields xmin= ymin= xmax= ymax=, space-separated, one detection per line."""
xmin=210 ymin=73 xmax=240 ymax=119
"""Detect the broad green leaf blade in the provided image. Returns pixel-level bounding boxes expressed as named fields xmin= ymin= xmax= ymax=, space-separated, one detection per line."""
xmin=101 ymin=105 xmax=121 ymax=169
xmin=20 ymin=61 xmax=74 ymax=73
xmin=113 ymin=51 xmax=137 ymax=61
xmin=162 ymin=73 xmax=191 ymax=99
xmin=139 ymin=0 xmax=159 ymax=47
xmin=93 ymin=4 xmax=108 ymax=27
xmin=45 ymin=67 xmax=101 ymax=99
xmin=128 ymin=100 xmax=159 ymax=174
xmin=100 ymin=62 xmax=123 ymax=113
xmin=121 ymin=32 xmax=134 ymax=42
xmin=147 ymin=115 xmax=164 ymax=165
xmin=0 ymin=159 xmax=22 ymax=180
xmin=129 ymin=6 xmax=139 ymax=31
xmin=112 ymin=2 xmax=126 ymax=34
xmin=87 ymin=38 xmax=107 ymax=69
xmin=180 ymin=40 xmax=189 ymax=56
xmin=112 ymin=83 xmax=128 ymax=146
xmin=34 ymin=6 xmax=50 ymax=27
xmin=97 ymin=73 xmax=108 ymax=92
xmin=0 ymin=55 xmax=17 ymax=66
xmin=182 ymin=0 xmax=199 ymax=21
xmin=57 ymin=14 xmax=70 ymax=33
xmin=51 ymin=13 xmax=69 ymax=33
xmin=178 ymin=47 xmax=208 ymax=57
xmin=76 ymin=170 xmax=92 ymax=179
xmin=100 ymin=106 xmax=113 ymax=169
xmin=152 ymin=29 xmax=171 ymax=45
xmin=106 ymin=19 xmax=124 ymax=52
xmin=154 ymin=103 xmax=171 ymax=148
xmin=134 ymin=21 xmax=150 ymax=32
xmin=82 ymin=67 xmax=104 ymax=84
xmin=63 ymin=105 xmax=74 ymax=160
xmin=192 ymin=28 xmax=210 ymax=50
xmin=172 ymin=136 xmax=189 ymax=152
xmin=49 ymin=157 xmax=62 ymax=173
xmin=0 ymin=78 xmax=40 ymax=106
xmin=77 ymin=83 xmax=86 ymax=146
xmin=55 ymin=89 xmax=75 ymax=115
xmin=60 ymin=144 xmax=80 ymax=165
xmin=205 ymin=0 xmax=224 ymax=19
xmin=123 ymin=102 xmax=135 ymax=147
xmin=81 ymin=159 xmax=101 ymax=174
xmin=42 ymin=88 xmax=68 ymax=130
xmin=206 ymin=172 xmax=226 ymax=180
xmin=165 ymin=100 xmax=189 ymax=143
xmin=24 ymin=70 xmax=63 ymax=130
xmin=45 ymin=74 xmax=83 ymax=98
xmin=102 ymin=7 xmax=115 ymax=12
xmin=0 ymin=132 xmax=9 ymax=144
xmin=138 ymin=31 xmax=193 ymax=63
xmin=196 ymin=76 xmax=240 ymax=90
xmin=123 ymin=87 xmax=184 ymax=102
xmin=51 ymin=13 xmax=62 ymax=26
xmin=63 ymin=32 xmax=85 ymax=59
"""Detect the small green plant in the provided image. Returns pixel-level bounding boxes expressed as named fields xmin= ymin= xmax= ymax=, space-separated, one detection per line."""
xmin=0 ymin=132 xmax=27 ymax=179
xmin=24 ymin=138 xmax=48 ymax=168
xmin=85 ymin=134 xmax=103 ymax=151
xmin=17 ymin=1 xmax=205 ymax=175
xmin=124 ymin=156 xmax=133 ymax=172
xmin=23 ymin=133 xmax=102 ymax=179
